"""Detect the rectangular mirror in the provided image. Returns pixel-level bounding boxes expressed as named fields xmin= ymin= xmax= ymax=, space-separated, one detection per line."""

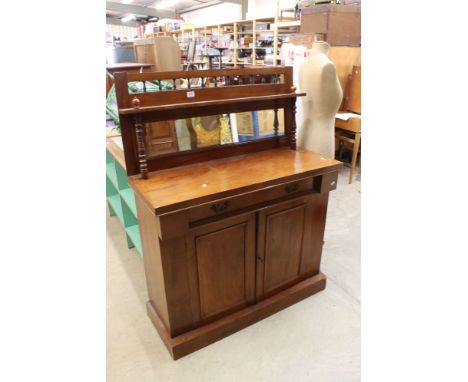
xmin=143 ymin=109 xmax=285 ymax=158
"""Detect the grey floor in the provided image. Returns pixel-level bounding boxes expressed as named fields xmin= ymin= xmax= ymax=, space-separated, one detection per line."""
xmin=107 ymin=167 xmax=360 ymax=382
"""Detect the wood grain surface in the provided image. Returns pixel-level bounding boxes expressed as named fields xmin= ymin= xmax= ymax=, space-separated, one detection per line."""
xmin=129 ymin=148 xmax=341 ymax=215
xmin=106 ymin=137 xmax=126 ymax=170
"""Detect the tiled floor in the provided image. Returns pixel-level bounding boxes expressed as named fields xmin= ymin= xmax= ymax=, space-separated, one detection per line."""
xmin=107 ymin=167 xmax=360 ymax=382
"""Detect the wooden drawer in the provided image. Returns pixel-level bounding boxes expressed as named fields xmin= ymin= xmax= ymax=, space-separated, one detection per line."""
xmin=188 ymin=177 xmax=316 ymax=223
xmin=320 ymin=171 xmax=338 ymax=193
xmin=157 ymin=171 xmax=339 ymax=239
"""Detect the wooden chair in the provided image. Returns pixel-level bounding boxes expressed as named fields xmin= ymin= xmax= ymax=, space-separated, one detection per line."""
xmin=335 ymin=65 xmax=361 ymax=184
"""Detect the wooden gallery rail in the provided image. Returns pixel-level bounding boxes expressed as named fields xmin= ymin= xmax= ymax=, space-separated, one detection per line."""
xmin=114 ymin=67 xmax=343 ymax=359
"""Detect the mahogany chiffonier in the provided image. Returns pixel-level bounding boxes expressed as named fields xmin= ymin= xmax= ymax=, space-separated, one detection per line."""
xmin=114 ymin=67 xmax=342 ymax=359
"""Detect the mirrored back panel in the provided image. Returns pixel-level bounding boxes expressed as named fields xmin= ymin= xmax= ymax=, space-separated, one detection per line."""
xmin=144 ymin=109 xmax=285 ymax=158
xmin=114 ymin=67 xmax=301 ymax=176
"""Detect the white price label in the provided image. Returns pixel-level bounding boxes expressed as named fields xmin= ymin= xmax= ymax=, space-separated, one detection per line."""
xmin=186 ymin=91 xmax=195 ymax=98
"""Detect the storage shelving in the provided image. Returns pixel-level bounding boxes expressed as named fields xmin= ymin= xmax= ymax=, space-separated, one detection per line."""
xmin=106 ymin=138 xmax=142 ymax=256
xmin=273 ymin=20 xmax=301 ymax=63
xmin=151 ymin=16 xmax=299 ymax=67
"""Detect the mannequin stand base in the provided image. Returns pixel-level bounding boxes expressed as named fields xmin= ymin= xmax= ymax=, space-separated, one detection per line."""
xmin=147 ymin=272 xmax=327 ymax=360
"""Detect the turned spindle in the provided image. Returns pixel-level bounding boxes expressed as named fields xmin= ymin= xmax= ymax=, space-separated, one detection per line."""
xmin=132 ymin=97 xmax=141 ymax=109
xmin=134 ymin=116 xmax=148 ymax=179
xmin=291 ymin=101 xmax=297 ymax=150
xmin=273 ymin=108 xmax=279 ymax=137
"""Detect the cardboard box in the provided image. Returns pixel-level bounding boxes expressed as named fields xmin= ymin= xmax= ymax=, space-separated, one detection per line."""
xmin=288 ymin=33 xmax=315 ymax=49
xmin=300 ymin=4 xmax=360 ymax=46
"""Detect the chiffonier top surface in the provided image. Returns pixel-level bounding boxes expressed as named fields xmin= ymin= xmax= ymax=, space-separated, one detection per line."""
xmin=129 ymin=148 xmax=342 ymax=215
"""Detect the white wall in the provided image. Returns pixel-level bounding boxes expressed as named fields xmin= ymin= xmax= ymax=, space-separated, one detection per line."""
xmin=180 ymin=2 xmax=242 ymax=26
xmin=247 ymin=0 xmax=297 ymax=19
xmin=180 ymin=0 xmax=300 ymax=27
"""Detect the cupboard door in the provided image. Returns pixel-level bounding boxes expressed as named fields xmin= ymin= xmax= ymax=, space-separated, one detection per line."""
xmin=256 ymin=194 xmax=329 ymax=299
xmin=187 ymin=213 xmax=256 ymax=322
xmin=145 ymin=121 xmax=179 ymax=156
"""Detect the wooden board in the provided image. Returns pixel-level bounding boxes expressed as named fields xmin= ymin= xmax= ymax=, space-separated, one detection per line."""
xmin=345 ymin=65 xmax=361 ymax=114
xmin=133 ymin=37 xmax=181 ymax=72
xmin=129 ymin=148 xmax=342 ymax=214
xmin=328 ymin=46 xmax=361 ymax=103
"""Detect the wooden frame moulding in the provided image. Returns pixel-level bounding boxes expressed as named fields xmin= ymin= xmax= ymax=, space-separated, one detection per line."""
xmin=114 ymin=67 xmax=304 ymax=177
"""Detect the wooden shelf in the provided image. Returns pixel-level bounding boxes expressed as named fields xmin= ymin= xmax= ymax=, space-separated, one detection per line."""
xmin=275 ymin=20 xmax=301 ymax=27
xmin=119 ymin=92 xmax=305 ymax=116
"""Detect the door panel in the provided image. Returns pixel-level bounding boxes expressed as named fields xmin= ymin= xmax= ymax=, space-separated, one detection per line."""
xmin=263 ymin=204 xmax=306 ymax=293
xmin=256 ymin=194 xmax=329 ymax=299
xmin=145 ymin=121 xmax=179 ymax=156
xmin=188 ymin=213 xmax=256 ymax=322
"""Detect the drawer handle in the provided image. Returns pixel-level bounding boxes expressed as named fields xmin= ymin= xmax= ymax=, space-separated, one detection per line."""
xmin=210 ymin=200 xmax=230 ymax=213
xmin=285 ymin=182 xmax=300 ymax=194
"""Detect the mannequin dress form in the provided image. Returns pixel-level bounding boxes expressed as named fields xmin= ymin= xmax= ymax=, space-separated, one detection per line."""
xmin=298 ymin=41 xmax=342 ymax=157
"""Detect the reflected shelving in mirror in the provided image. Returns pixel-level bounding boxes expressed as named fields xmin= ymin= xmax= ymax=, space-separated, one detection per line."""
xmin=143 ymin=110 xmax=285 ymax=159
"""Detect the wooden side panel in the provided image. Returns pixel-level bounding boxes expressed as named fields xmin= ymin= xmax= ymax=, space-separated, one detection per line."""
xmin=160 ymin=235 xmax=201 ymax=336
xmin=299 ymin=192 xmax=330 ymax=276
xmin=134 ymin=192 xmax=170 ymax=328
xmin=262 ymin=204 xmax=306 ymax=294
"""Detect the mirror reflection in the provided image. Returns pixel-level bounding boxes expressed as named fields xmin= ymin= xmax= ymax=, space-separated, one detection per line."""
xmin=144 ymin=109 xmax=285 ymax=157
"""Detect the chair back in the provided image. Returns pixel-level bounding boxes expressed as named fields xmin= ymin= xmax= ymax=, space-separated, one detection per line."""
xmin=154 ymin=37 xmax=181 ymax=71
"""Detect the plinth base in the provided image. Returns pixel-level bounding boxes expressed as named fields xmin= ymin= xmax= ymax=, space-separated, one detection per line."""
xmin=146 ymin=272 xmax=327 ymax=360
